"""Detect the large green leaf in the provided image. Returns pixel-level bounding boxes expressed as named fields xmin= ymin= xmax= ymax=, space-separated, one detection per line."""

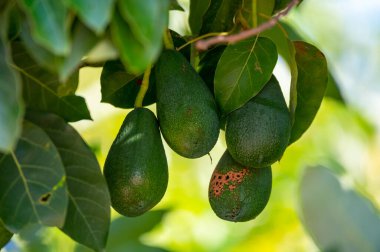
xmin=18 ymin=0 xmax=70 ymax=55
xmin=300 ymin=166 xmax=380 ymax=252
xmin=64 ymin=0 xmax=115 ymax=34
xmin=27 ymin=112 xmax=111 ymax=251
xmin=100 ymin=60 xmax=156 ymax=109
xmin=289 ymin=41 xmax=328 ymax=144
xmin=199 ymin=0 xmax=243 ymax=35
xmin=0 ymin=219 xmax=13 ymax=248
xmin=0 ymin=9 xmax=24 ymax=152
xmin=0 ymin=121 xmax=68 ymax=233
xmin=110 ymin=11 xmax=153 ymax=74
xmin=214 ymin=36 xmax=277 ymax=114
xmin=11 ymin=42 xmax=91 ymax=122
xmin=188 ymin=0 xmax=211 ymax=35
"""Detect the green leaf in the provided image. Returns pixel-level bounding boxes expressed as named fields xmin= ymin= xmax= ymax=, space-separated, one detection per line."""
xmin=110 ymin=11 xmax=153 ymax=74
xmin=0 ymin=219 xmax=13 ymax=248
xmin=325 ymin=72 xmax=345 ymax=103
xmin=289 ymin=41 xmax=328 ymax=144
xmin=214 ymin=36 xmax=278 ymax=114
xmin=198 ymin=45 xmax=226 ymax=93
xmin=21 ymin=20 xmax=98 ymax=81
xmin=261 ymin=23 xmax=298 ymax=116
xmin=169 ymin=0 xmax=184 ymax=11
xmin=100 ymin=60 xmax=156 ymax=108
xmin=300 ymin=166 xmax=380 ymax=252
xmin=27 ymin=112 xmax=111 ymax=251
xmin=0 ymin=121 xmax=68 ymax=232
xmin=59 ymin=21 xmax=98 ymax=81
xmin=18 ymin=0 xmax=70 ymax=55
xmin=116 ymin=0 xmax=169 ymax=73
xmin=199 ymin=0 xmax=243 ymax=35
xmin=188 ymin=0 xmax=211 ymax=35
xmin=242 ymin=0 xmax=275 ymax=27
xmin=11 ymin=42 xmax=91 ymax=122
xmin=0 ymin=10 xmax=24 ymax=152
xmin=64 ymin=0 xmax=115 ymax=34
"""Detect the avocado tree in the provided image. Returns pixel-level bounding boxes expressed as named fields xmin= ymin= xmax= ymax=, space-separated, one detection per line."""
xmin=0 ymin=0 xmax=345 ymax=251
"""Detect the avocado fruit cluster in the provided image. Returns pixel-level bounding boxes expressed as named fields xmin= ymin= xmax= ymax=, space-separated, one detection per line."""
xmin=104 ymin=48 xmax=290 ymax=222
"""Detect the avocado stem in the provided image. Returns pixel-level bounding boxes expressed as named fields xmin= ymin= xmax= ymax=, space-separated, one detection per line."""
xmin=163 ymin=29 xmax=175 ymax=50
xmin=134 ymin=65 xmax=151 ymax=108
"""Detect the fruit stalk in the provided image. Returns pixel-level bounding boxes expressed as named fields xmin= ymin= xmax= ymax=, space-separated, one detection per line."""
xmin=134 ymin=64 xmax=151 ymax=108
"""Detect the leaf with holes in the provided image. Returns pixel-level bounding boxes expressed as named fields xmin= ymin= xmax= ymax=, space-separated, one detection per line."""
xmin=64 ymin=0 xmax=115 ymax=34
xmin=300 ymin=166 xmax=380 ymax=251
xmin=214 ymin=36 xmax=277 ymax=114
xmin=0 ymin=121 xmax=68 ymax=233
xmin=100 ymin=60 xmax=156 ymax=108
xmin=0 ymin=10 xmax=24 ymax=152
xmin=11 ymin=42 xmax=91 ymax=122
xmin=27 ymin=112 xmax=111 ymax=251
xmin=18 ymin=0 xmax=70 ymax=55
xmin=289 ymin=41 xmax=328 ymax=144
xmin=199 ymin=0 xmax=243 ymax=35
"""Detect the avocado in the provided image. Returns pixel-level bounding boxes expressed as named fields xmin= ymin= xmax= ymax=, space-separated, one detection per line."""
xmin=103 ymin=108 xmax=168 ymax=217
xmin=225 ymin=75 xmax=291 ymax=168
xmin=208 ymin=150 xmax=272 ymax=222
xmin=155 ymin=50 xmax=220 ymax=158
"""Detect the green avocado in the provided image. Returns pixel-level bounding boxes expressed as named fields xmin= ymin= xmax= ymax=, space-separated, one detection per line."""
xmin=155 ymin=50 xmax=220 ymax=158
xmin=104 ymin=108 xmax=168 ymax=217
xmin=225 ymin=75 xmax=291 ymax=168
xmin=208 ymin=150 xmax=272 ymax=222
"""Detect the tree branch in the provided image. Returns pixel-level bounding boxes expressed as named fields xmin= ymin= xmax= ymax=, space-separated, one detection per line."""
xmin=195 ymin=0 xmax=299 ymax=51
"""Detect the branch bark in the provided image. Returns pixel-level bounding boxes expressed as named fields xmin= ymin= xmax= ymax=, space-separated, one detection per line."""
xmin=195 ymin=0 xmax=300 ymax=51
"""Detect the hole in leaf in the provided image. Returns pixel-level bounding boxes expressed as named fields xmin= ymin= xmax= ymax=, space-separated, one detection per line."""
xmin=39 ymin=193 xmax=52 ymax=204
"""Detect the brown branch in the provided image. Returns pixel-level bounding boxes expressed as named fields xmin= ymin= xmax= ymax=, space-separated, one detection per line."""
xmin=195 ymin=0 xmax=300 ymax=51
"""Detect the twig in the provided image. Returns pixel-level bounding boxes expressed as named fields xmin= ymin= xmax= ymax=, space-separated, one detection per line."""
xmin=195 ymin=0 xmax=299 ymax=51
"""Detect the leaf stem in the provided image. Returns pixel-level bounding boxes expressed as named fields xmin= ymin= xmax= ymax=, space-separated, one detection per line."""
xmin=134 ymin=65 xmax=152 ymax=108
xmin=252 ymin=0 xmax=258 ymax=28
xmin=177 ymin=32 xmax=228 ymax=51
xmin=163 ymin=29 xmax=174 ymax=50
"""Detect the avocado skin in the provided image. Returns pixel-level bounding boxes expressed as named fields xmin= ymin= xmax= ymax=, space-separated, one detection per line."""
xmin=104 ymin=108 xmax=168 ymax=217
xmin=155 ymin=50 xmax=220 ymax=158
xmin=225 ymin=75 xmax=291 ymax=168
xmin=208 ymin=150 xmax=272 ymax=222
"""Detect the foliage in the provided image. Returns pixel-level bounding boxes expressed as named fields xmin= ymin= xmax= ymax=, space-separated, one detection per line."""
xmin=0 ymin=0 xmax=378 ymax=251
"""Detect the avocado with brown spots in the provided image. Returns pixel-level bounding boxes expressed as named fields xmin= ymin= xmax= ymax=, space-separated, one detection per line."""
xmin=225 ymin=75 xmax=291 ymax=168
xmin=103 ymin=108 xmax=168 ymax=217
xmin=208 ymin=150 xmax=272 ymax=222
xmin=155 ymin=50 xmax=220 ymax=158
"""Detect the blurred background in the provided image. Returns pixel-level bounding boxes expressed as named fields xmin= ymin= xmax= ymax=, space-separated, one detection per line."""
xmin=3 ymin=0 xmax=380 ymax=251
